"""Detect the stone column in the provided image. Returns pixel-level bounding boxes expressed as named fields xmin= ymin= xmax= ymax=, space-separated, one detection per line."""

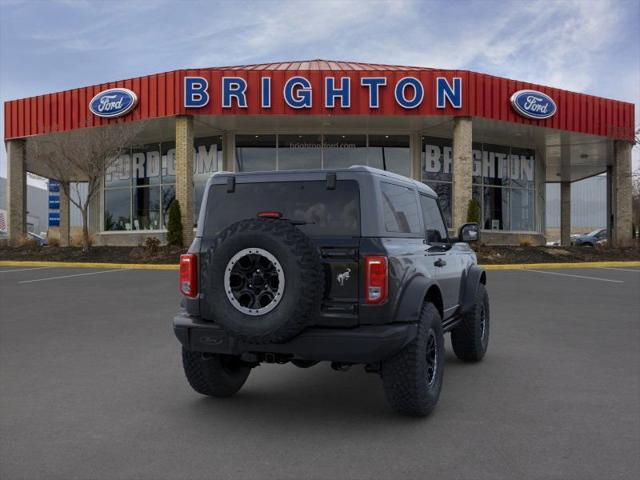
xmin=222 ymin=133 xmax=236 ymax=172
xmin=410 ymin=133 xmax=422 ymax=181
xmin=59 ymin=182 xmax=70 ymax=247
xmin=610 ymin=141 xmax=633 ymax=247
xmin=560 ymin=181 xmax=571 ymax=246
xmin=452 ymin=117 xmax=473 ymax=230
xmin=175 ymin=115 xmax=194 ymax=246
xmin=6 ymin=139 xmax=27 ymax=245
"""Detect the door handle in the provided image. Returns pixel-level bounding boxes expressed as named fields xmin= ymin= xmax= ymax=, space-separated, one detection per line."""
xmin=434 ymin=258 xmax=447 ymax=268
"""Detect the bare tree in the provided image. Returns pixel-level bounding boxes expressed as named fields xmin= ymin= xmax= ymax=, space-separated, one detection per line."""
xmin=27 ymin=122 xmax=143 ymax=251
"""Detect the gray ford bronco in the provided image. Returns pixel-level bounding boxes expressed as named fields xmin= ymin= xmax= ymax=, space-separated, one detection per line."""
xmin=174 ymin=166 xmax=489 ymax=416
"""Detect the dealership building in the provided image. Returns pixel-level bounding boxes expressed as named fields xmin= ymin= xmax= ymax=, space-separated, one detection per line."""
xmin=3 ymin=60 xmax=635 ymax=246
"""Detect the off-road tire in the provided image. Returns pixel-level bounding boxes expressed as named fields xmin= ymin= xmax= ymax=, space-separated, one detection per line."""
xmin=200 ymin=218 xmax=324 ymax=344
xmin=182 ymin=348 xmax=251 ymax=397
xmin=380 ymin=303 xmax=444 ymax=417
xmin=451 ymin=283 xmax=490 ymax=362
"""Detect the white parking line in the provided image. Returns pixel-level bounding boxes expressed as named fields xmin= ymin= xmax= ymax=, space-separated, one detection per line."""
xmin=526 ymin=269 xmax=624 ymax=283
xmin=597 ymin=267 xmax=640 ymax=273
xmin=0 ymin=267 xmax=53 ymax=273
xmin=18 ymin=269 xmax=126 ymax=284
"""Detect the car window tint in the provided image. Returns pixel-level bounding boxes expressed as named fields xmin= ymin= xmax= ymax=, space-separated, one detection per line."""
xmin=419 ymin=194 xmax=448 ymax=244
xmin=380 ymin=182 xmax=421 ymax=234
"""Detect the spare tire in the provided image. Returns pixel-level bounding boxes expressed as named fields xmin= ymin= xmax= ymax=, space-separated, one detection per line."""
xmin=200 ymin=218 xmax=324 ymax=344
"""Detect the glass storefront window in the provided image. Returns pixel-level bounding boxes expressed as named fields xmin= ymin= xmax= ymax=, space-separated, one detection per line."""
xmin=133 ymin=186 xmax=161 ymax=230
xmin=368 ymin=135 xmax=411 ymax=178
xmin=509 ymin=147 xmax=535 ymax=189
xmin=104 ymin=188 xmax=131 ymax=231
xmin=422 ymin=136 xmax=453 ymax=183
xmin=278 ymin=134 xmax=322 ymax=171
xmin=510 ymin=189 xmax=535 ymax=231
xmin=162 ymin=185 xmax=176 ymax=228
xmin=323 ymin=134 xmax=367 ymax=169
xmin=161 ymin=142 xmax=176 ymax=184
xmin=105 ymin=153 xmax=131 ymax=188
xmin=236 ymin=135 xmax=277 ymax=172
xmin=131 ymin=143 xmax=161 ymax=187
xmin=484 ymin=187 xmax=509 ymax=230
xmin=194 ymin=137 xmax=223 ymax=223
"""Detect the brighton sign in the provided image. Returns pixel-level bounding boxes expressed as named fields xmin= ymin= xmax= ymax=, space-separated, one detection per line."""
xmin=510 ymin=89 xmax=557 ymax=120
xmin=89 ymin=88 xmax=138 ymax=118
xmin=183 ymin=76 xmax=464 ymax=110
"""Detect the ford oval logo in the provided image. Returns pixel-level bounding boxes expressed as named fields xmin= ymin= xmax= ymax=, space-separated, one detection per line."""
xmin=89 ymin=88 xmax=138 ymax=118
xmin=510 ymin=89 xmax=556 ymax=120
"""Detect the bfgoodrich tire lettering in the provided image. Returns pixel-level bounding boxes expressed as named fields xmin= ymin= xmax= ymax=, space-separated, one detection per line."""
xmin=182 ymin=348 xmax=251 ymax=397
xmin=200 ymin=218 xmax=324 ymax=344
xmin=451 ymin=283 xmax=490 ymax=362
xmin=381 ymin=303 xmax=444 ymax=417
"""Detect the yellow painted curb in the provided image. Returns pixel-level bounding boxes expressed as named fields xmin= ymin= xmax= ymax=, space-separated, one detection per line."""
xmin=0 ymin=260 xmax=178 ymax=270
xmin=1 ymin=259 xmax=639 ymax=271
xmin=482 ymin=261 xmax=640 ymax=270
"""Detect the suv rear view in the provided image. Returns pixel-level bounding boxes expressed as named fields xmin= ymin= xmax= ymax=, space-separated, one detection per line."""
xmin=174 ymin=167 xmax=489 ymax=416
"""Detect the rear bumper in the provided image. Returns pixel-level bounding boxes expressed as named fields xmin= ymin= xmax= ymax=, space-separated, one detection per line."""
xmin=173 ymin=311 xmax=417 ymax=364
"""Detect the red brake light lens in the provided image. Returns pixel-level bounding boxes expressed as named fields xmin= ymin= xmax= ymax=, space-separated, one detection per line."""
xmin=365 ymin=256 xmax=388 ymax=304
xmin=257 ymin=211 xmax=282 ymax=219
xmin=179 ymin=254 xmax=198 ymax=298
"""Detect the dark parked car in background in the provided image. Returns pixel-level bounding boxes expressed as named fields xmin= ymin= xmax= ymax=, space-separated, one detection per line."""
xmin=571 ymin=229 xmax=607 ymax=247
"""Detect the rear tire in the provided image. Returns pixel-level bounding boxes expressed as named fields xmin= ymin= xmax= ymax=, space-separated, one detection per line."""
xmin=451 ymin=283 xmax=490 ymax=362
xmin=182 ymin=348 xmax=251 ymax=397
xmin=381 ymin=303 xmax=444 ymax=417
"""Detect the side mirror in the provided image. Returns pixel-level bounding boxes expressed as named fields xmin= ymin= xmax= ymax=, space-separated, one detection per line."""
xmin=458 ymin=223 xmax=480 ymax=243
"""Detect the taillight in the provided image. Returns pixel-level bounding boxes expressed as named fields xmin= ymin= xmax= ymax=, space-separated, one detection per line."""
xmin=179 ymin=254 xmax=198 ymax=298
xmin=365 ymin=256 xmax=388 ymax=304
xmin=257 ymin=211 xmax=282 ymax=219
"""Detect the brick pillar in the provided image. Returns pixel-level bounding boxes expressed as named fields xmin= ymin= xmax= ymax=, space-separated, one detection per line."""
xmin=560 ymin=181 xmax=571 ymax=246
xmin=6 ymin=139 xmax=27 ymax=245
xmin=452 ymin=117 xmax=473 ymax=230
xmin=175 ymin=115 xmax=194 ymax=246
xmin=59 ymin=181 xmax=70 ymax=247
xmin=611 ymin=141 xmax=633 ymax=247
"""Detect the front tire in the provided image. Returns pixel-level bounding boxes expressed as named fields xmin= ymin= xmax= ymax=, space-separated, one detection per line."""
xmin=182 ymin=348 xmax=251 ymax=397
xmin=451 ymin=283 xmax=490 ymax=362
xmin=381 ymin=303 xmax=444 ymax=417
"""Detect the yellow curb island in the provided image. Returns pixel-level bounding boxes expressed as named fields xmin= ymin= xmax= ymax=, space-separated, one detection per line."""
xmin=1 ymin=260 xmax=639 ymax=271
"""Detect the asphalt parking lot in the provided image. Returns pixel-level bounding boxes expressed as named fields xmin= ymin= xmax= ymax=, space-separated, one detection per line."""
xmin=1 ymin=265 xmax=639 ymax=480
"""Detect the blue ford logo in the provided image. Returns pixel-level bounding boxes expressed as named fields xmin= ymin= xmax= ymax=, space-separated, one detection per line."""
xmin=89 ymin=88 xmax=138 ymax=118
xmin=510 ymin=89 xmax=556 ymax=120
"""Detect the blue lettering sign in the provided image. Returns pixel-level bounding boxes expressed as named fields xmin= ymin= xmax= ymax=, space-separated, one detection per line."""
xmin=360 ymin=77 xmax=387 ymax=108
xmin=222 ymin=77 xmax=248 ymax=108
xmin=394 ymin=77 xmax=424 ymax=109
xmin=48 ymin=181 xmax=60 ymax=193
xmin=261 ymin=77 xmax=271 ymax=108
xmin=325 ymin=77 xmax=351 ymax=108
xmin=436 ymin=77 xmax=462 ymax=108
xmin=283 ymin=76 xmax=312 ymax=109
xmin=184 ymin=77 xmax=209 ymax=108
xmin=48 ymin=212 xmax=60 ymax=227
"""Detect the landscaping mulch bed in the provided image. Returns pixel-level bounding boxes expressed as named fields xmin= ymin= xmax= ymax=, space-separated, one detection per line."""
xmin=0 ymin=245 xmax=186 ymax=264
xmin=0 ymin=244 xmax=638 ymax=266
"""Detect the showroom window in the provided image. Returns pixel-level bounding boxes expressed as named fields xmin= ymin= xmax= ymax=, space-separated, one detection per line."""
xmin=422 ymin=136 xmax=536 ymax=232
xmin=103 ymin=136 xmax=222 ymax=231
xmin=235 ymin=134 xmax=410 ymax=177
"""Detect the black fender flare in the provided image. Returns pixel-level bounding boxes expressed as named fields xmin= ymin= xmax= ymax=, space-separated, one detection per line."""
xmin=459 ymin=265 xmax=487 ymax=316
xmin=393 ymin=274 xmax=443 ymax=323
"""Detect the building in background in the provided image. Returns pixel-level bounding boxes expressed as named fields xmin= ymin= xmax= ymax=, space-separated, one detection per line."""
xmin=3 ymin=60 xmax=635 ymax=247
xmin=0 ymin=177 xmax=48 ymax=235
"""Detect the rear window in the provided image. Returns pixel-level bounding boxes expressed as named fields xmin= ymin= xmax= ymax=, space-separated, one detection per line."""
xmin=204 ymin=180 xmax=360 ymax=237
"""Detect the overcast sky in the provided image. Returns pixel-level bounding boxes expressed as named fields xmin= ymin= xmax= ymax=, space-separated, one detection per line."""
xmin=1 ymin=0 xmax=638 ymax=180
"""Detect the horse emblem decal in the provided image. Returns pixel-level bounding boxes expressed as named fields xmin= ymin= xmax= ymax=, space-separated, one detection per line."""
xmin=337 ymin=268 xmax=351 ymax=286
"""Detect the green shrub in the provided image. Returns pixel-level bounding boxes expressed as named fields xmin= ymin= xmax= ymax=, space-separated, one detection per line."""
xmin=167 ymin=200 xmax=183 ymax=247
xmin=467 ymin=198 xmax=481 ymax=224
